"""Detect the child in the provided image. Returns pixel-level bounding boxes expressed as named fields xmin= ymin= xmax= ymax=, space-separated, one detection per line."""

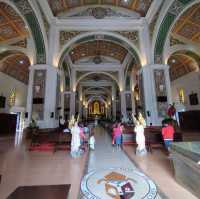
xmin=89 ymin=132 xmax=95 ymax=150
xmin=162 ymin=122 xmax=174 ymax=151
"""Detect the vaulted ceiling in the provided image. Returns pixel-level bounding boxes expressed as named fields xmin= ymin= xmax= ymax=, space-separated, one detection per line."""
xmin=69 ymin=40 xmax=128 ymax=63
xmin=168 ymin=54 xmax=198 ymax=81
xmin=0 ymin=52 xmax=30 ymax=84
xmin=48 ymin=0 xmax=153 ymax=17
xmin=172 ymin=3 xmax=200 ymax=46
xmin=0 ymin=2 xmax=29 ymax=43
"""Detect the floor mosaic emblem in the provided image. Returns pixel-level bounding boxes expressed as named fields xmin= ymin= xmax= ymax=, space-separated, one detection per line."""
xmin=81 ymin=167 xmax=157 ymax=199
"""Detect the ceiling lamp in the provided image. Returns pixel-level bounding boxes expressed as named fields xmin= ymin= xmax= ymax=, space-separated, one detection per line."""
xmin=93 ymin=56 xmax=102 ymax=64
xmin=171 ymin=59 xmax=176 ymax=63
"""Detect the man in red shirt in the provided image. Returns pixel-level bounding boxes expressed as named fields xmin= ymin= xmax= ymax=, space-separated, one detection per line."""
xmin=162 ymin=122 xmax=175 ymax=151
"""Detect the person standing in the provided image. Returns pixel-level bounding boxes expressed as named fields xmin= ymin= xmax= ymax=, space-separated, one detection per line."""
xmin=113 ymin=123 xmax=123 ymax=150
xmin=162 ymin=122 xmax=175 ymax=151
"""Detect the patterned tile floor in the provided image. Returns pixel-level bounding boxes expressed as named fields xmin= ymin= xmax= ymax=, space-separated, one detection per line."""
xmin=80 ymin=126 xmax=162 ymax=199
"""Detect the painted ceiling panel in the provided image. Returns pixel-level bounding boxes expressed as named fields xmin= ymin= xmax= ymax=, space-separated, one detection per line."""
xmin=69 ymin=40 xmax=128 ymax=63
xmin=0 ymin=53 xmax=30 ymax=84
xmin=172 ymin=3 xmax=200 ymax=46
xmin=48 ymin=0 xmax=153 ymax=17
xmin=0 ymin=2 xmax=29 ymax=43
xmin=168 ymin=54 xmax=198 ymax=81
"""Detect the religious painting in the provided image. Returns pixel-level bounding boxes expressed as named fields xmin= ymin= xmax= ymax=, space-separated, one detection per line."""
xmin=189 ymin=93 xmax=199 ymax=105
xmin=32 ymin=70 xmax=46 ymax=120
xmin=154 ymin=69 xmax=168 ymax=117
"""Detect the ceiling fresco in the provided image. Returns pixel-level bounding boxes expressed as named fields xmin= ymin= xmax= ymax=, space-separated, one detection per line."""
xmin=168 ymin=54 xmax=198 ymax=81
xmin=69 ymin=40 xmax=128 ymax=63
xmin=48 ymin=0 xmax=153 ymax=17
xmin=0 ymin=53 xmax=30 ymax=84
xmin=0 ymin=2 xmax=29 ymax=43
xmin=172 ymin=3 xmax=200 ymax=46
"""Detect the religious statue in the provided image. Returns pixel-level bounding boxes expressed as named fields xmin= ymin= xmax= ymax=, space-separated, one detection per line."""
xmin=68 ymin=115 xmax=75 ymax=129
xmin=70 ymin=121 xmax=81 ymax=158
xmin=132 ymin=113 xmax=147 ymax=155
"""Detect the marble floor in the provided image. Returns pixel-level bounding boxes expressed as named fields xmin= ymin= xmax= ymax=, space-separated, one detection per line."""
xmin=0 ymin=126 xmax=198 ymax=199
xmin=0 ymin=137 xmax=87 ymax=199
xmin=80 ymin=127 xmax=161 ymax=199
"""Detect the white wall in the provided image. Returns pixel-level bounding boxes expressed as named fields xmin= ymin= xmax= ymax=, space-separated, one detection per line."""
xmin=171 ymin=71 xmax=200 ymax=110
xmin=0 ymin=72 xmax=27 ymax=113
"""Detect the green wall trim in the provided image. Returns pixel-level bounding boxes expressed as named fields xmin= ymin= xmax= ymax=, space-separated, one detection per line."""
xmin=11 ymin=0 xmax=46 ymax=64
xmin=154 ymin=0 xmax=196 ymax=63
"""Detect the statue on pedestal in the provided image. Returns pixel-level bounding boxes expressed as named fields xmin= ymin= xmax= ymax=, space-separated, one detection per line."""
xmin=132 ymin=112 xmax=147 ymax=156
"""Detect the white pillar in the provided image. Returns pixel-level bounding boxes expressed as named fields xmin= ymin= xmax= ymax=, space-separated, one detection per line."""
xmin=118 ymin=70 xmax=127 ymax=117
xmin=112 ymin=85 xmax=116 ymax=120
xmin=139 ymin=20 xmax=152 ymax=65
xmin=70 ymin=91 xmax=76 ymax=117
xmin=47 ymin=25 xmax=59 ymax=67
xmin=140 ymin=64 xmax=172 ymax=126
xmin=78 ymin=86 xmax=83 ymax=119
xmin=120 ymin=91 xmax=127 ymax=117
xmin=26 ymin=64 xmax=59 ymax=128
xmin=60 ymin=92 xmax=64 ymax=119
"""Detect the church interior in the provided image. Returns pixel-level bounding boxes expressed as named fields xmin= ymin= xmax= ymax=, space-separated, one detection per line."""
xmin=0 ymin=0 xmax=200 ymax=198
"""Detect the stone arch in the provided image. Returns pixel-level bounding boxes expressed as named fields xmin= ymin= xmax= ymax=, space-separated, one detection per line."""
xmin=1 ymin=0 xmax=47 ymax=64
xmin=76 ymin=71 xmax=119 ymax=90
xmin=153 ymin=0 xmax=198 ymax=64
xmin=57 ymin=31 xmax=141 ymax=68
xmin=87 ymin=96 xmax=107 ymax=106
xmin=0 ymin=46 xmax=33 ymax=64
xmin=165 ymin=45 xmax=200 ymax=68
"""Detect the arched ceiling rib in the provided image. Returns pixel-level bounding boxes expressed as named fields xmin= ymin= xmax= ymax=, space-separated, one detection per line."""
xmin=0 ymin=2 xmax=29 ymax=43
xmin=168 ymin=54 xmax=198 ymax=81
xmin=0 ymin=52 xmax=30 ymax=84
xmin=47 ymin=0 xmax=153 ymax=17
xmin=69 ymin=40 xmax=128 ymax=64
xmin=171 ymin=3 xmax=200 ymax=47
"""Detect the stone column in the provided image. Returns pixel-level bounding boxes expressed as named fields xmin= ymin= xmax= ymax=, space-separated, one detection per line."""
xmin=112 ymin=85 xmax=116 ymax=120
xmin=118 ymin=70 xmax=127 ymax=117
xmin=140 ymin=64 xmax=172 ymax=125
xmin=78 ymin=86 xmax=83 ymax=119
xmin=70 ymin=91 xmax=76 ymax=117
xmin=26 ymin=64 xmax=59 ymax=128
xmin=120 ymin=91 xmax=127 ymax=117
xmin=70 ymin=69 xmax=76 ymax=117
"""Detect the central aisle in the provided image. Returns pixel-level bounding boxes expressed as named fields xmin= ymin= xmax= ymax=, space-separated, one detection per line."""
xmin=80 ymin=126 xmax=162 ymax=199
xmin=87 ymin=126 xmax=137 ymax=171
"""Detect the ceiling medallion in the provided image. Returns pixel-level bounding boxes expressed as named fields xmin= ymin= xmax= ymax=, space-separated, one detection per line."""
xmin=92 ymin=7 xmax=107 ymax=19
xmin=93 ymin=56 xmax=102 ymax=64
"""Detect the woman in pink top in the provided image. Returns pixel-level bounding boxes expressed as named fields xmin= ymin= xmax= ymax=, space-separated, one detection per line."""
xmin=113 ymin=123 xmax=122 ymax=149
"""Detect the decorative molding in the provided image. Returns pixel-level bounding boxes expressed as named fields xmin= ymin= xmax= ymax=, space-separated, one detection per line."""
xmin=115 ymin=31 xmax=139 ymax=47
xmin=59 ymin=31 xmax=83 ymax=48
xmin=11 ymin=0 xmax=46 ymax=64
xmin=10 ymin=39 xmax=27 ymax=48
xmin=69 ymin=7 xmax=133 ymax=19
xmin=154 ymin=0 xmax=195 ymax=64
xmin=36 ymin=1 xmax=49 ymax=39
xmin=168 ymin=0 xmax=184 ymax=16
xmin=170 ymin=36 xmax=185 ymax=46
